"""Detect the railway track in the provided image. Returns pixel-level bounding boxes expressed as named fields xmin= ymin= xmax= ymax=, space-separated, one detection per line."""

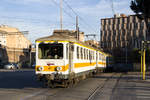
xmin=21 ymin=73 xmax=122 ymax=100
xmin=87 ymin=73 xmax=122 ymax=100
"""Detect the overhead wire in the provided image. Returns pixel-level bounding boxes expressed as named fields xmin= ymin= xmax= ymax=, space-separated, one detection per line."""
xmin=62 ymin=0 xmax=98 ymax=34
xmin=51 ymin=0 xmax=76 ymax=25
xmin=51 ymin=0 xmax=98 ymax=35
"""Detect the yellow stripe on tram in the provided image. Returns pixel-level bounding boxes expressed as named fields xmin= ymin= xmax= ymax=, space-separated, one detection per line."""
xmin=36 ymin=62 xmax=106 ymax=72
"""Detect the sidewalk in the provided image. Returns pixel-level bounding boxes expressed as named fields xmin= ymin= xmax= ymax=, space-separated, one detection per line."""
xmin=111 ymin=72 xmax=150 ymax=100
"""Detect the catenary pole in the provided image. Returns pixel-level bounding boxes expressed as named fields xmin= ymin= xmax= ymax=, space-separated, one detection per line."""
xmin=60 ymin=0 xmax=63 ymax=30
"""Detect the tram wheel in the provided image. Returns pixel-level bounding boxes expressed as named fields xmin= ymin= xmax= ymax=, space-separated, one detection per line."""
xmin=68 ymin=80 xmax=73 ymax=88
xmin=47 ymin=80 xmax=55 ymax=88
xmin=63 ymin=80 xmax=69 ymax=88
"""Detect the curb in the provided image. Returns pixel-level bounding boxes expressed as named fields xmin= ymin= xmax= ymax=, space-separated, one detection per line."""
xmin=0 ymin=69 xmax=34 ymax=72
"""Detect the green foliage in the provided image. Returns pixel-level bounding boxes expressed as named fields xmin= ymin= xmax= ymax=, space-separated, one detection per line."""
xmin=131 ymin=48 xmax=150 ymax=63
xmin=131 ymin=49 xmax=141 ymax=63
xmin=130 ymin=0 xmax=150 ymax=19
xmin=112 ymin=48 xmax=150 ymax=64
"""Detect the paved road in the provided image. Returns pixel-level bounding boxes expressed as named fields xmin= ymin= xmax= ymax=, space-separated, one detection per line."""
xmin=0 ymin=70 xmax=150 ymax=100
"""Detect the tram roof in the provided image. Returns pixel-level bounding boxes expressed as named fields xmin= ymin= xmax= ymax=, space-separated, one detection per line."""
xmin=36 ymin=30 xmax=109 ymax=56
xmin=36 ymin=34 xmax=78 ymax=43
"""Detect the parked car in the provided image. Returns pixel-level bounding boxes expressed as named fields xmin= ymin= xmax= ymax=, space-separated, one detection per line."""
xmin=32 ymin=63 xmax=36 ymax=68
xmin=4 ymin=63 xmax=19 ymax=69
xmin=0 ymin=63 xmax=4 ymax=69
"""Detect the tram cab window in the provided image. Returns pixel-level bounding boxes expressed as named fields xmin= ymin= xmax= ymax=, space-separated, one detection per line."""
xmin=38 ymin=43 xmax=63 ymax=59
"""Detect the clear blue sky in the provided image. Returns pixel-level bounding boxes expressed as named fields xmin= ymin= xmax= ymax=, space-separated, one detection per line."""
xmin=0 ymin=0 xmax=133 ymax=43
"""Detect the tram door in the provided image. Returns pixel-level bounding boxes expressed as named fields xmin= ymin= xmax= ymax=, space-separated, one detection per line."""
xmin=69 ymin=42 xmax=74 ymax=74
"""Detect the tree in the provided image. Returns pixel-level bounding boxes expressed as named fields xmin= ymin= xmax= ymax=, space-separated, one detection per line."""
xmin=130 ymin=0 xmax=150 ymax=40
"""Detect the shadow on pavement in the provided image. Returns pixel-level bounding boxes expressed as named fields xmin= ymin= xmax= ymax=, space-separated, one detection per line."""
xmin=0 ymin=71 xmax=43 ymax=89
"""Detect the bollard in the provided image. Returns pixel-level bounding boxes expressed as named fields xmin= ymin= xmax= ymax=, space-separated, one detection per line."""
xmin=143 ymin=49 xmax=146 ymax=80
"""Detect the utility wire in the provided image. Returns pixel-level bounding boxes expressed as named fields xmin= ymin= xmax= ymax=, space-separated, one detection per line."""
xmin=62 ymin=0 xmax=79 ymax=16
xmin=51 ymin=0 xmax=75 ymax=21
xmin=62 ymin=0 xmax=98 ymax=34
xmin=51 ymin=0 xmax=98 ymax=34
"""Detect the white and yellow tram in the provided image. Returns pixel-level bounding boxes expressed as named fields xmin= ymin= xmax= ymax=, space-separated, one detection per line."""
xmin=35 ymin=30 xmax=112 ymax=88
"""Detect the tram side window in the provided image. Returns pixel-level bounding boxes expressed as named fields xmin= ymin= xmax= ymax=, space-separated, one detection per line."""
xmin=92 ymin=51 xmax=94 ymax=60
xmin=94 ymin=51 xmax=95 ymax=60
xmin=66 ymin=44 xmax=68 ymax=59
xmin=81 ymin=48 xmax=83 ymax=59
xmin=87 ymin=50 xmax=89 ymax=60
xmin=99 ymin=53 xmax=101 ymax=60
xmin=101 ymin=54 xmax=103 ymax=60
xmin=93 ymin=51 xmax=94 ymax=60
xmin=92 ymin=51 xmax=93 ymax=60
xmin=104 ymin=56 xmax=106 ymax=61
xmin=86 ymin=49 xmax=88 ymax=60
xmin=38 ymin=43 xmax=63 ymax=59
xmin=84 ymin=49 xmax=86 ymax=60
xmin=89 ymin=51 xmax=92 ymax=60
xmin=102 ymin=55 xmax=104 ymax=61
xmin=91 ymin=51 xmax=93 ymax=60
xmin=77 ymin=46 xmax=79 ymax=59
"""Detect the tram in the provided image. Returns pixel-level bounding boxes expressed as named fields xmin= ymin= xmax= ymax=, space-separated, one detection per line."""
xmin=35 ymin=30 xmax=112 ymax=88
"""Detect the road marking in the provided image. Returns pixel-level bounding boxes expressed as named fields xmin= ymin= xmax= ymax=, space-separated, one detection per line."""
xmin=21 ymin=89 xmax=48 ymax=100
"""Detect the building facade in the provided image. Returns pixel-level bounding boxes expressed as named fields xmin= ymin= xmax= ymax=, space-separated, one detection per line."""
xmin=100 ymin=14 xmax=147 ymax=51
xmin=0 ymin=25 xmax=31 ymax=48
xmin=0 ymin=25 xmax=32 ymax=64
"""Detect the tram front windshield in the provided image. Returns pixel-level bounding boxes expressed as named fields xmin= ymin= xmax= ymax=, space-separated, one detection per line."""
xmin=38 ymin=43 xmax=63 ymax=59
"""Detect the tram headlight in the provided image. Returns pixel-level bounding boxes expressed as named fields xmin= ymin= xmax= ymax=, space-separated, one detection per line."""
xmin=56 ymin=66 xmax=62 ymax=71
xmin=38 ymin=66 xmax=44 ymax=71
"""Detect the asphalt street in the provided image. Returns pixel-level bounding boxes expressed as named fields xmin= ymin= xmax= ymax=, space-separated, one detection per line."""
xmin=0 ymin=70 xmax=150 ymax=100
